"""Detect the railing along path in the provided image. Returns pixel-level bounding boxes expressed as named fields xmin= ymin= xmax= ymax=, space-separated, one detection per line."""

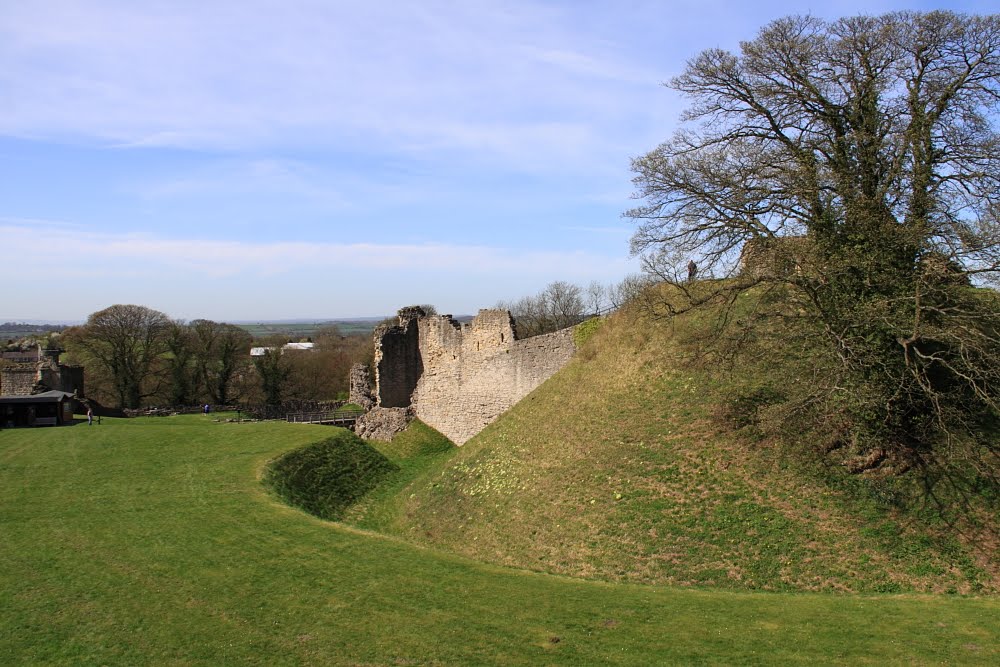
xmin=286 ymin=408 xmax=364 ymax=426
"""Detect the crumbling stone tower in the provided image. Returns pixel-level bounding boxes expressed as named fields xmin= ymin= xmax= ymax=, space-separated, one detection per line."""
xmin=366 ymin=306 xmax=576 ymax=444
xmin=372 ymin=306 xmax=425 ymax=408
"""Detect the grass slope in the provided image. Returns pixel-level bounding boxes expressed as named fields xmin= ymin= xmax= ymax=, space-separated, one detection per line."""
xmin=388 ymin=308 xmax=998 ymax=594
xmin=2 ymin=415 xmax=998 ymax=664
xmin=339 ymin=419 xmax=457 ymax=532
xmin=263 ymin=432 xmax=398 ymax=520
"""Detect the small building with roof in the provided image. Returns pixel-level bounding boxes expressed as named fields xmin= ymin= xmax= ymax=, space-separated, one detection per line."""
xmin=0 ymin=390 xmax=76 ymax=428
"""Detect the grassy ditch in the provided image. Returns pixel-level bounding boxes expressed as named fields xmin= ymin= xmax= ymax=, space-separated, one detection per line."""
xmin=262 ymin=431 xmax=398 ymax=521
xmin=1 ymin=416 xmax=998 ymax=664
xmin=340 ymin=419 xmax=458 ymax=532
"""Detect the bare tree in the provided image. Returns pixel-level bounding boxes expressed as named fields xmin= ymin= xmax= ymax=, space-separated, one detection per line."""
xmin=627 ymin=11 xmax=1000 ymax=480
xmin=586 ymin=280 xmax=608 ymax=315
xmin=68 ymin=304 xmax=171 ymax=408
xmin=498 ymin=281 xmax=587 ymax=338
xmin=607 ymin=274 xmax=652 ymax=310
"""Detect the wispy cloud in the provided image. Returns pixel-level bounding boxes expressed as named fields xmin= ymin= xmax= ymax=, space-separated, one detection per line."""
xmin=0 ymin=0 xmax=671 ymax=172
xmin=0 ymin=220 xmax=630 ymax=280
xmin=130 ymin=159 xmax=351 ymax=207
xmin=0 ymin=215 xmax=84 ymax=229
xmin=0 ymin=218 xmax=637 ymax=319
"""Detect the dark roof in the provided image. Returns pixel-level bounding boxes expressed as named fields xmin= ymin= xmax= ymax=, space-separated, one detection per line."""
xmin=0 ymin=390 xmax=74 ymax=404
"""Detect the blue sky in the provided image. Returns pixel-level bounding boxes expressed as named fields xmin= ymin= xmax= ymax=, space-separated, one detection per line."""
xmin=2 ymin=0 xmax=995 ymax=321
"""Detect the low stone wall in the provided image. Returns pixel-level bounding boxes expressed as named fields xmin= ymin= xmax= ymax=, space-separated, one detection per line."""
xmin=354 ymin=407 xmax=413 ymax=442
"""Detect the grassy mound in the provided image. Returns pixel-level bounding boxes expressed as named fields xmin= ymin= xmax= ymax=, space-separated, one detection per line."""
xmin=387 ymin=305 xmax=999 ymax=593
xmin=263 ymin=430 xmax=398 ymax=520
xmin=339 ymin=419 xmax=458 ymax=531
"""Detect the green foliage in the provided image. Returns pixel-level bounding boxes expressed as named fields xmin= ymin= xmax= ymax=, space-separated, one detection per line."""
xmin=572 ymin=316 xmax=604 ymax=348
xmin=64 ymin=304 xmax=171 ymax=408
xmin=262 ymin=430 xmax=398 ymax=520
xmin=252 ymin=344 xmax=292 ymax=406
xmin=627 ymin=11 xmax=1000 ymax=489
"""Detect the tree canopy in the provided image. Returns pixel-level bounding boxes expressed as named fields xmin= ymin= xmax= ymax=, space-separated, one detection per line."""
xmin=67 ymin=304 xmax=171 ymax=409
xmin=627 ymin=11 xmax=1000 ymax=484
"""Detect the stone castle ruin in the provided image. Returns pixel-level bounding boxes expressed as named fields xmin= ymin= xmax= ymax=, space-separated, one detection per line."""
xmin=352 ymin=306 xmax=577 ymax=445
xmin=0 ymin=346 xmax=84 ymax=398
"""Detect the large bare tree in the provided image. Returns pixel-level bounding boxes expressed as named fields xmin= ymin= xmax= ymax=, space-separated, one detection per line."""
xmin=498 ymin=280 xmax=586 ymax=338
xmin=69 ymin=304 xmax=171 ymax=408
xmin=627 ymin=12 xmax=1000 ymax=480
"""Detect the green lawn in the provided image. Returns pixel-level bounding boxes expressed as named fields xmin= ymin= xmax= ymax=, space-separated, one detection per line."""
xmin=1 ymin=416 xmax=998 ymax=665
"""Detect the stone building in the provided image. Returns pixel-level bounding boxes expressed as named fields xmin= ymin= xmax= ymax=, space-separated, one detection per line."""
xmin=367 ymin=306 xmax=576 ymax=444
xmin=0 ymin=346 xmax=84 ymax=398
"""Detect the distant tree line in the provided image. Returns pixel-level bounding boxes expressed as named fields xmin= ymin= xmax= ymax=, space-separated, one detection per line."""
xmin=62 ymin=304 xmax=372 ymax=409
xmin=496 ymin=276 xmax=650 ymax=338
xmin=2 ymin=324 xmax=70 ymax=350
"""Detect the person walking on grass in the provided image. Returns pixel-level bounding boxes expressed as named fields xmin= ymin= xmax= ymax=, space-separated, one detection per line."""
xmin=87 ymin=406 xmax=93 ymax=426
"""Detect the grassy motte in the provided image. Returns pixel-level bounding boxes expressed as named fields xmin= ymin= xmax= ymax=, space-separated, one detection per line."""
xmin=388 ymin=304 xmax=999 ymax=594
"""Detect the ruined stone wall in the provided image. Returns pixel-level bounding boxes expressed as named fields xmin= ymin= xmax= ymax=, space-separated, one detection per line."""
xmin=348 ymin=363 xmax=374 ymax=410
xmin=369 ymin=306 xmax=577 ymax=445
xmin=60 ymin=365 xmax=85 ymax=396
xmin=1 ymin=360 xmax=84 ymax=397
xmin=373 ymin=309 xmax=424 ymax=408
xmin=354 ymin=407 xmax=413 ymax=441
xmin=411 ymin=309 xmax=576 ymax=445
xmin=0 ymin=365 xmax=36 ymax=396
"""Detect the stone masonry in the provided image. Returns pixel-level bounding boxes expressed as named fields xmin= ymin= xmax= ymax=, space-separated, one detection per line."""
xmin=0 ymin=365 xmax=36 ymax=396
xmin=0 ymin=348 xmax=84 ymax=398
xmin=373 ymin=306 xmax=425 ymax=408
xmin=348 ymin=363 xmax=375 ymax=410
xmin=369 ymin=307 xmax=576 ymax=445
xmin=354 ymin=407 xmax=413 ymax=441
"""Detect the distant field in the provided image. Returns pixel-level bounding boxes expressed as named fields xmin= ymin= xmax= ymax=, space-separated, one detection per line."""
xmin=0 ymin=323 xmax=71 ymax=340
xmin=2 ymin=314 xmax=480 ymax=341
xmin=1 ymin=416 xmax=998 ymax=664
xmin=236 ymin=319 xmax=385 ymax=338
xmin=236 ymin=314 xmax=474 ymax=339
